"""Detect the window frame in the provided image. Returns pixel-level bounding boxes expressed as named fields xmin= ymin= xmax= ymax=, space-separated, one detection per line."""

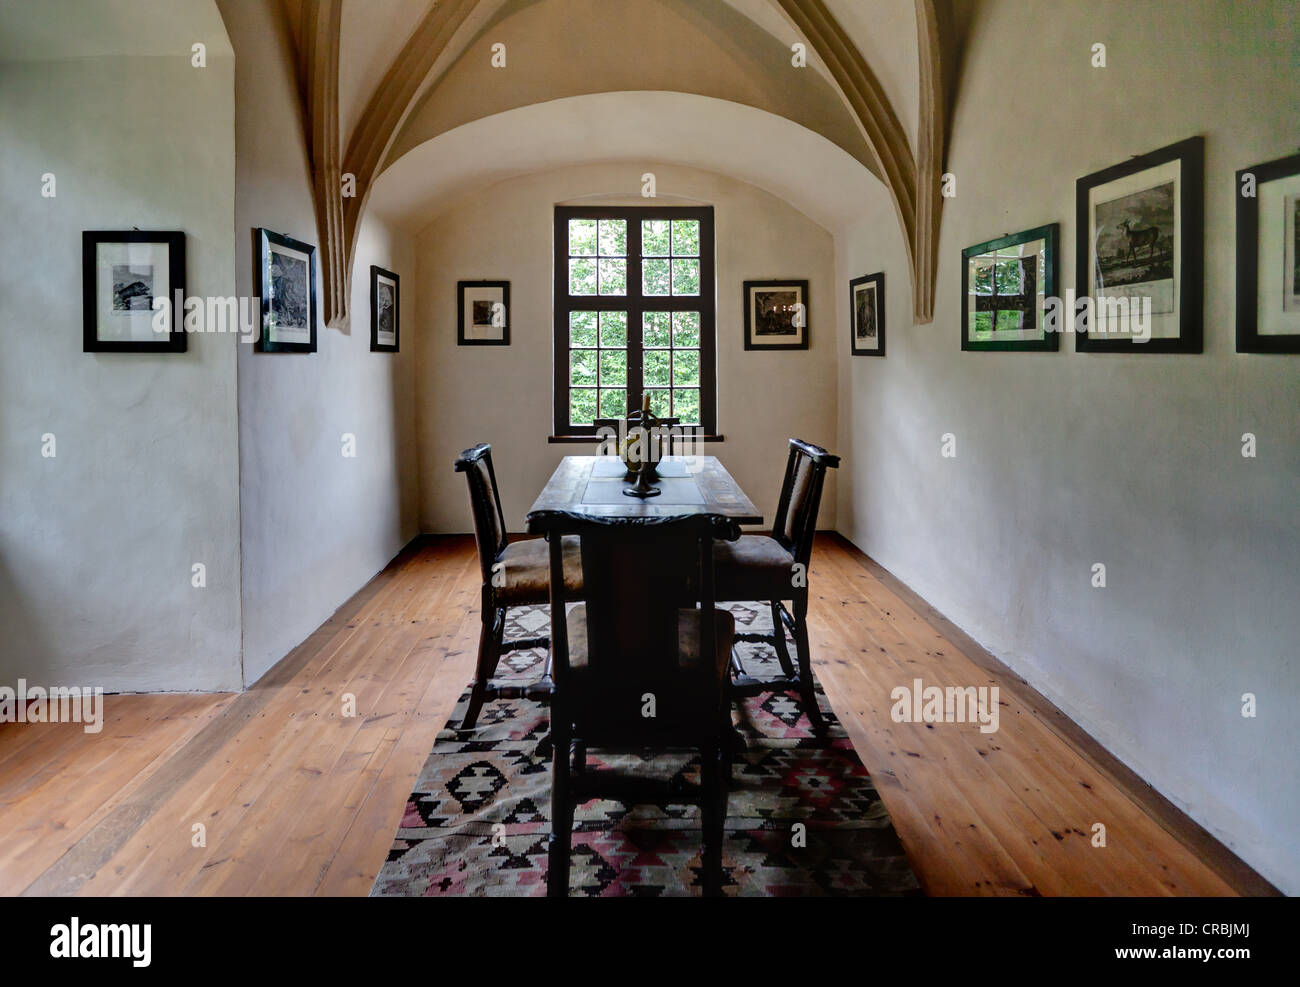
xmin=552 ymin=205 xmax=717 ymax=439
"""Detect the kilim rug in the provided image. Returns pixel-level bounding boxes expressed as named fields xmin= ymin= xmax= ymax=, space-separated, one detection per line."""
xmin=371 ymin=601 xmax=921 ymax=896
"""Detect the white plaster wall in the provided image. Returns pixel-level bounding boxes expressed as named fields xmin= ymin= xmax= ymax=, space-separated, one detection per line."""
xmin=221 ymin=0 xmax=420 ymax=686
xmin=0 ymin=55 xmax=242 ymax=692
xmin=415 ymin=162 xmax=838 ymax=535
xmin=835 ymin=0 xmax=1300 ymax=893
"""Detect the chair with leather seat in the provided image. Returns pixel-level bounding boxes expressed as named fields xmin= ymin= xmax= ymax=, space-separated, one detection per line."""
xmin=453 ymin=443 xmax=582 ymax=729
xmin=714 ymin=438 xmax=840 ymax=732
xmin=531 ymin=510 xmax=740 ymax=898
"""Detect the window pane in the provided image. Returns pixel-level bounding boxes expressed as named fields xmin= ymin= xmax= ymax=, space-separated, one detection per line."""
xmin=643 ymin=349 xmax=671 ymax=387
xmin=570 ymin=388 xmax=598 ymax=426
xmin=672 ymin=311 xmax=700 ymax=346
xmin=642 ymin=258 xmax=670 ymax=296
xmin=672 ymin=220 xmax=700 ymax=256
xmin=645 ymin=388 xmax=670 ymax=418
xmin=642 ymin=219 xmax=671 ymax=256
xmin=600 ymin=388 xmax=626 ymax=418
xmin=569 ymin=257 xmax=597 ymax=295
xmin=671 ymin=258 xmax=700 ymax=295
xmin=599 ymin=311 xmax=627 ymax=346
xmin=570 ymin=349 xmax=597 ymax=386
xmin=599 ymin=349 xmax=627 ymax=386
xmin=598 ymin=219 xmax=626 ymax=257
xmin=568 ymin=218 xmax=597 ymax=256
xmin=598 ymin=258 xmax=626 ymax=295
xmin=643 ymin=311 xmax=671 ymax=347
xmin=673 ymin=388 xmax=700 ymax=424
xmin=569 ymin=311 xmax=598 ymax=347
xmin=673 ymin=348 xmax=699 ymax=386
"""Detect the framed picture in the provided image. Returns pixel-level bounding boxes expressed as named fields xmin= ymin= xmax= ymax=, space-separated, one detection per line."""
xmin=849 ymin=272 xmax=885 ymax=356
xmin=255 ymin=228 xmax=317 ymax=353
xmin=458 ymin=280 xmax=510 ymax=345
xmin=743 ymin=279 xmax=808 ymax=350
xmin=961 ymin=224 xmax=1058 ymax=352
xmin=82 ymin=231 xmax=186 ymax=352
xmin=370 ymin=265 xmax=399 ymax=352
xmin=1076 ymin=136 xmax=1203 ymax=353
xmin=1236 ymin=152 xmax=1300 ymax=353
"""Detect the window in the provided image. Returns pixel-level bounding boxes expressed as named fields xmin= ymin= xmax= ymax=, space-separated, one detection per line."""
xmin=553 ymin=206 xmax=716 ymax=437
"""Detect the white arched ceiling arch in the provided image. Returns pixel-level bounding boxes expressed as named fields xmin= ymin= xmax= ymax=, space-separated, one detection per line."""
xmin=277 ymin=0 xmax=958 ymax=330
xmin=367 ymin=91 xmax=884 ymax=237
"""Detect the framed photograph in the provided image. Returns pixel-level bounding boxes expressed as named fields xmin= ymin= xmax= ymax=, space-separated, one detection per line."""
xmin=370 ymin=265 xmax=399 ymax=352
xmin=849 ymin=272 xmax=885 ymax=356
xmin=82 ymin=231 xmax=186 ymax=352
xmin=1236 ymin=152 xmax=1300 ymax=353
xmin=255 ymin=228 xmax=317 ymax=353
xmin=458 ymin=280 xmax=510 ymax=345
xmin=743 ymin=279 xmax=808 ymax=350
xmin=1076 ymin=136 xmax=1203 ymax=353
xmin=961 ymin=224 xmax=1058 ymax=352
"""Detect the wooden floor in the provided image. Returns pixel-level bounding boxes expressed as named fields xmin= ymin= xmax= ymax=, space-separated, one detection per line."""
xmin=0 ymin=534 xmax=1272 ymax=896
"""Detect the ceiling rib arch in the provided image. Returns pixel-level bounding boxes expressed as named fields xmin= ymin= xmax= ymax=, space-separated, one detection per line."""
xmin=284 ymin=0 xmax=951 ymax=329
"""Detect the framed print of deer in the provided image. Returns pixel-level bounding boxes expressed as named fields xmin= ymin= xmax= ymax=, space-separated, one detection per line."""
xmin=1075 ymin=136 xmax=1204 ymax=353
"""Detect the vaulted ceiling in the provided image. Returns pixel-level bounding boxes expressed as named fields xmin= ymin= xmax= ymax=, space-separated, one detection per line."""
xmin=276 ymin=0 xmax=966 ymax=329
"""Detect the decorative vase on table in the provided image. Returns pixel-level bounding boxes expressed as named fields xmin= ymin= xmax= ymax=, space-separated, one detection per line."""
xmin=621 ymin=395 xmax=663 ymax=498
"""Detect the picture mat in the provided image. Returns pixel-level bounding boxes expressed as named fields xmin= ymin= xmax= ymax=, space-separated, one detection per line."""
xmin=95 ymin=241 xmax=170 ymax=342
xmin=747 ymin=285 xmax=805 ymax=345
xmin=1088 ymin=158 xmax=1181 ymax=340
xmin=375 ymin=274 xmax=397 ymax=345
xmin=1261 ymin=173 xmax=1300 ymax=333
xmin=966 ymin=238 xmax=1047 ymax=342
xmin=266 ymin=241 xmax=313 ymax=344
xmin=463 ymin=285 xmax=506 ymax=341
xmin=853 ymin=282 xmax=879 ymax=349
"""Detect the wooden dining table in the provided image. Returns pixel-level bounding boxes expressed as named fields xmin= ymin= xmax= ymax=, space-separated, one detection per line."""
xmin=525 ymin=455 xmax=763 ymax=531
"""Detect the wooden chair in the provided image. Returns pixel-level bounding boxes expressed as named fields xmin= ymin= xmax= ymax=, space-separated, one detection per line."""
xmin=713 ymin=438 xmax=840 ymax=732
xmin=453 ymin=443 xmax=582 ymax=729
xmin=530 ymin=510 xmax=740 ymax=898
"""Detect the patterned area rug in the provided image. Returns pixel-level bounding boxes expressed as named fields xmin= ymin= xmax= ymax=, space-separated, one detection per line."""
xmin=371 ymin=602 xmax=921 ymax=897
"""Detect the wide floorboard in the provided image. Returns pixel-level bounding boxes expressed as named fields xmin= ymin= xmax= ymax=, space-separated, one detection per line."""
xmin=0 ymin=535 xmax=1269 ymax=896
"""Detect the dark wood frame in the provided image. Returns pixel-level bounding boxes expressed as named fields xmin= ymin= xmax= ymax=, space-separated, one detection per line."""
xmin=457 ymin=279 xmax=510 ymax=346
xmin=1075 ymin=136 xmax=1204 ymax=353
xmin=369 ymin=265 xmax=399 ymax=353
xmin=1236 ymin=152 xmax=1300 ymax=354
xmin=961 ymin=224 xmax=1059 ymax=352
xmin=553 ymin=206 xmax=717 ymax=438
xmin=849 ymin=271 xmax=885 ymax=356
xmin=82 ymin=230 xmax=186 ymax=353
xmin=254 ymin=227 xmax=317 ymax=354
xmin=743 ymin=279 xmax=809 ymax=351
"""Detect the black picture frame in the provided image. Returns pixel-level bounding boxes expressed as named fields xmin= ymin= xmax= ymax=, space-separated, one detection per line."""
xmin=82 ymin=230 xmax=186 ymax=353
xmin=458 ymin=280 xmax=510 ymax=346
xmin=370 ymin=265 xmax=399 ymax=353
xmin=743 ymin=279 xmax=809 ymax=351
xmin=849 ymin=272 xmax=885 ymax=356
xmin=1075 ymin=136 xmax=1204 ymax=353
xmin=1236 ymin=152 xmax=1300 ymax=354
xmin=961 ymin=224 xmax=1059 ymax=352
xmin=254 ymin=227 xmax=317 ymax=354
